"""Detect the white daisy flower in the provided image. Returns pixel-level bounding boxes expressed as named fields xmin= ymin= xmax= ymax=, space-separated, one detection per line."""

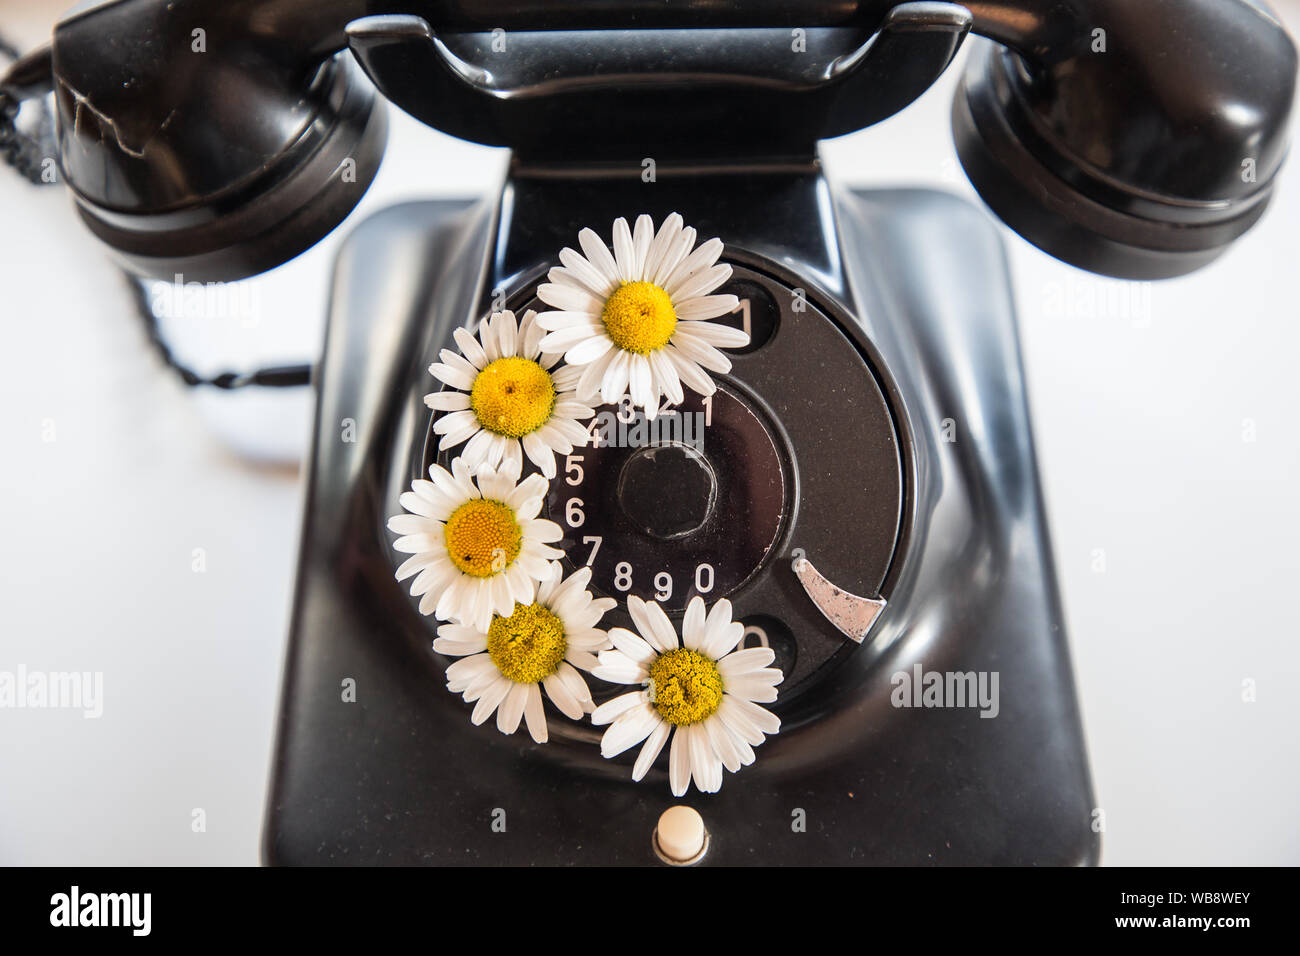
xmin=426 ymin=309 xmax=596 ymax=479
xmin=535 ymin=213 xmax=750 ymax=418
xmin=591 ymin=595 xmax=783 ymax=796
xmin=435 ymin=562 xmax=617 ymax=743
xmin=387 ymin=456 xmax=563 ymax=632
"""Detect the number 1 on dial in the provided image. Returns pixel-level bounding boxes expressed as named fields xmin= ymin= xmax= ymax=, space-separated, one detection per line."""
xmin=732 ymin=297 xmax=752 ymax=337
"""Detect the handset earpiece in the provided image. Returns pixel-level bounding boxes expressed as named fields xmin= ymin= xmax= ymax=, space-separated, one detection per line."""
xmin=953 ymin=0 xmax=1297 ymax=279
xmin=47 ymin=0 xmax=383 ymax=282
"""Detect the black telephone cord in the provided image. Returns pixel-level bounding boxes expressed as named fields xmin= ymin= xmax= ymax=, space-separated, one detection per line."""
xmin=124 ymin=274 xmax=312 ymax=389
xmin=0 ymin=35 xmax=55 ymax=186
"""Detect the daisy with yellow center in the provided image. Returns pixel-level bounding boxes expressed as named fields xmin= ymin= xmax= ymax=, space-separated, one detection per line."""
xmin=536 ymin=214 xmax=750 ymax=419
xmin=591 ymin=595 xmax=783 ymax=796
xmin=388 ymin=456 xmax=563 ymax=632
xmin=436 ymin=562 xmax=616 ymax=743
xmin=427 ymin=309 xmax=595 ymax=479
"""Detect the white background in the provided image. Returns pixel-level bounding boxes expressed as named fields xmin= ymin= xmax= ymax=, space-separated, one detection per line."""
xmin=1 ymin=1 xmax=1297 ymax=865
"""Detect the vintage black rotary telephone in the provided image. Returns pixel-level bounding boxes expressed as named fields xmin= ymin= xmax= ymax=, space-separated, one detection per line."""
xmin=7 ymin=0 xmax=1294 ymax=864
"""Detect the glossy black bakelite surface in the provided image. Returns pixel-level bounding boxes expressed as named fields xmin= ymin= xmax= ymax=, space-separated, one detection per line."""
xmin=264 ymin=173 xmax=1098 ymax=864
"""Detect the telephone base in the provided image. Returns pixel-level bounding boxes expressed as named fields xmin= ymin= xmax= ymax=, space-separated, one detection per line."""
xmin=263 ymin=186 xmax=1098 ymax=866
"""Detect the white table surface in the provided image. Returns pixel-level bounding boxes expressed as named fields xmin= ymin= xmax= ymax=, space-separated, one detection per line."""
xmin=1 ymin=1 xmax=1297 ymax=866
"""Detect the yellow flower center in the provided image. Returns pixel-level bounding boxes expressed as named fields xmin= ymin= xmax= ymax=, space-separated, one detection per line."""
xmin=648 ymin=648 xmax=724 ymax=726
xmin=601 ymin=281 xmax=678 ymax=355
xmin=470 ymin=357 xmax=556 ymax=439
xmin=443 ymin=498 xmax=522 ymax=578
xmin=487 ymin=602 xmax=568 ymax=684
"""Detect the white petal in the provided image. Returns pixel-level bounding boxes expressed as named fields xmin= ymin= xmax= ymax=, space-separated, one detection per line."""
xmin=627 ymin=596 xmax=674 ymax=653
xmin=495 ymin=310 xmax=518 ymax=357
xmin=647 ymin=349 xmax=684 ymax=406
xmin=554 ymin=661 xmax=593 ymax=711
xmin=535 ymin=283 xmax=603 ymax=315
xmin=577 ymin=348 xmax=616 ymax=402
xmin=436 ymin=349 xmax=479 ymax=379
xmin=500 ymin=436 xmax=522 ymax=476
xmin=395 ymin=552 xmax=436 ymax=581
xmin=600 ymin=702 xmax=659 ymax=757
xmin=453 ymin=326 xmax=488 ymax=369
xmin=523 ymin=518 xmax=563 ymax=544
xmin=567 ymin=334 xmax=614 ymax=366
xmin=540 ymin=323 xmax=605 ymax=352
xmin=612 ymin=216 xmax=636 ymax=282
xmin=470 ymin=676 xmax=511 ymax=725
xmin=591 ymin=689 xmax=647 ymax=725
xmin=681 ymin=596 xmax=708 ymax=650
xmin=439 ymin=420 xmax=483 ymax=454
xmin=608 ymin=626 xmax=657 ymax=665
xmin=460 ymin=428 xmax=495 ymax=468
xmin=428 ymin=362 xmax=475 ymax=391
xmin=632 ymin=721 xmax=671 ymax=781
xmin=643 ymin=599 xmax=680 ymax=652
xmin=547 ymin=417 xmax=590 ymax=448
xmin=629 ymin=355 xmax=655 ymax=413
xmin=391 ymin=532 xmax=441 ymax=554
xmin=702 ymin=599 xmax=744 ymax=659
xmin=653 ymin=224 xmax=694 ymax=287
xmin=662 ymin=237 xmax=724 ymax=298
xmin=431 ymin=635 xmax=487 ymax=657
xmin=668 ymin=728 xmax=690 ymax=797
xmin=578 ymin=227 xmax=622 ymax=286
xmin=703 ymin=716 xmax=743 ymax=773
xmin=559 ymin=246 xmax=618 ymax=298
xmin=478 ymin=316 xmax=501 ymax=362
xmin=717 ymin=695 xmax=781 ymax=745
xmin=520 ymin=309 xmax=546 ymax=358
xmin=717 ymin=646 xmax=777 ymax=676
xmin=664 ymin=345 xmax=717 ymax=397
xmin=537 ymin=310 xmax=604 ymax=331
xmin=497 ymin=682 xmax=529 ymax=734
xmin=674 ymin=320 xmax=750 ymax=349
xmin=387 ymin=514 xmax=434 ymax=536
xmin=445 ymin=457 xmax=476 ymax=494
xmin=542 ymin=672 xmax=584 ymax=720
xmin=522 ymin=431 xmax=557 ymax=478
xmin=672 ymin=262 xmax=732 ymax=301
xmin=410 ymin=562 xmax=457 ymax=600
xmin=445 ymin=653 xmax=496 ymax=686
xmin=723 ymin=676 xmax=779 ymax=703
xmin=642 ymin=213 xmax=684 ymax=284
xmin=675 ymin=294 xmax=740 ymax=321
xmin=523 ymin=683 xmax=548 ymax=743
xmin=601 ymin=350 xmax=632 ymax=404
xmin=592 ymin=651 xmax=648 ymax=685
xmin=425 ymin=389 xmax=471 ymax=411
xmin=631 ymin=214 xmax=654 ymax=275
xmin=688 ymin=723 xmax=723 ymax=793
xmin=669 ymin=330 xmax=732 ymax=374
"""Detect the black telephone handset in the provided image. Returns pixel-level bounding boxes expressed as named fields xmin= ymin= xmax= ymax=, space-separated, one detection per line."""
xmin=15 ymin=0 xmax=1294 ymax=280
xmin=9 ymin=2 xmax=1295 ymax=864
